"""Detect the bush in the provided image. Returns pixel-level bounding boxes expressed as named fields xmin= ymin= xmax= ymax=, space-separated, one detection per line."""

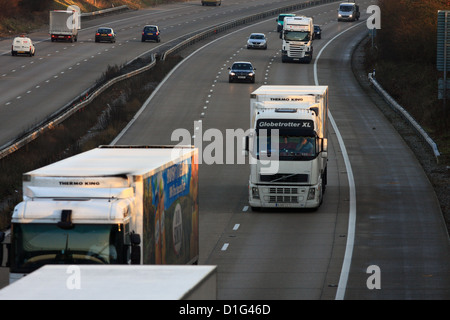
xmin=377 ymin=0 xmax=445 ymax=64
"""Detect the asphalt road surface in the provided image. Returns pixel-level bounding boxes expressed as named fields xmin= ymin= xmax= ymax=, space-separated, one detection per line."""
xmin=1 ymin=0 xmax=449 ymax=300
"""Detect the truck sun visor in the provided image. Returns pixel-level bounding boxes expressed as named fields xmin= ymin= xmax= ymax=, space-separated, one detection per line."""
xmin=57 ymin=209 xmax=73 ymax=229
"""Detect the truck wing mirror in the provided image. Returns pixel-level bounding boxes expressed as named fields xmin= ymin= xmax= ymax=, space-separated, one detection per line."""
xmin=130 ymin=232 xmax=141 ymax=265
xmin=243 ymin=135 xmax=249 ymax=156
xmin=0 ymin=231 xmax=9 ymax=268
xmin=321 ymin=138 xmax=328 ymax=158
xmin=130 ymin=233 xmax=141 ymax=245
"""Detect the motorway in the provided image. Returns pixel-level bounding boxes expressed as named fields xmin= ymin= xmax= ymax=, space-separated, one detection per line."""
xmin=1 ymin=0 xmax=450 ymax=300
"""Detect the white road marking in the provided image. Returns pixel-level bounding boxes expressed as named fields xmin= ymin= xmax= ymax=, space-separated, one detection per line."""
xmin=313 ymin=21 xmax=364 ymax=301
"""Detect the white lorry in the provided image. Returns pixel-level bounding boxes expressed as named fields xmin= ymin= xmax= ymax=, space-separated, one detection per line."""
xmin=0 ymin=145 xmax=199 ymax=283
xmin=49 ymin=9 xmax=80 ymax=42
xmin=246 ymin=86 xmax=328 ymax=210
xmin=281 ymin=16 xmax=314 ymax=63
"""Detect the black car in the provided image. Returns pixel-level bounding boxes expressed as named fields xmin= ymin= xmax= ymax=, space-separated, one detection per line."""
xmin=228 ymin=61 xmax=256 ymax=83
xmin=142 ymin=25 xmax=161 ymax=42
xmin=95 ymin=27 xmax=116 ymax=43
xmin=314 ymin=25 xmax=322 ymax=39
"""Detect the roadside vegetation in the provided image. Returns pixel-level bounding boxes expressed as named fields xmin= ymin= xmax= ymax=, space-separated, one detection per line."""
xmin=364 ymin=0 xmax=449 ymax=165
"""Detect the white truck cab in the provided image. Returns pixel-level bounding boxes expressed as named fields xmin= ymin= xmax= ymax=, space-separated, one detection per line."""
xmin=11 ymin=35 xmax=35 ymax=56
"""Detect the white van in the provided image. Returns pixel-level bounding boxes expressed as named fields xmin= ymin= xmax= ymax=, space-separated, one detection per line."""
xmin=337 ymin=2 xmax=360 ymax=21
xmin=11 ymin=35 xmax=36 ymax=56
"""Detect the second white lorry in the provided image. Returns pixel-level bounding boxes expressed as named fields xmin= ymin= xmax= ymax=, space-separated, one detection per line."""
xmin=281 ymin=16 xmax=314 ymax=63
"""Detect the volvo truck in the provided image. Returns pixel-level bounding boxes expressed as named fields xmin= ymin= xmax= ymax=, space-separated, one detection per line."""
xmin=0 ymin=145 xmax=199 ymax=283
xmin=245 ymin=86 xmax=328 ymax=210
xmin=281 ymin=16 xmax=314 ymax=63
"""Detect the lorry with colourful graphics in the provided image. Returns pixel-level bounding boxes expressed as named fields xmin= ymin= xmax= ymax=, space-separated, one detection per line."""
xmin=246 ymin=86 xmax=328 ymax=210
xmin=1 ymin=145 xmax=199 ymax=283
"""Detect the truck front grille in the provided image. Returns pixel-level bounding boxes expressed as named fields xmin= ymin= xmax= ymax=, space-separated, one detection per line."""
xmin=269 ymin=195 xmax=298 ymax=203
xmin=288 ymin=44 xmax=306 ymax=57
xmin=269 ymin=187 xmax=299 ymax=194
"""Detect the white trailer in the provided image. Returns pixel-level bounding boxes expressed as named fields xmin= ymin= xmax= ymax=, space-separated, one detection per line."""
xmin=0 ymin=265 xmax=217 ymax=300
xmin=1 ymin=145 xmax=199 ymax=283
xmin=49 ymin=10 xmax=80 ymax=42
xmin=281 ymin=16 xmax=314 ymax=63
xmin=246 ymin=86 xmax=329 ymax=210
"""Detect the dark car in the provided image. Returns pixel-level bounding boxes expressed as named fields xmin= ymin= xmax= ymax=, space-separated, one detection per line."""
xmin=142 ymin=25 xmax=160 ymax=42
xmin=228 ymin=61 xmax=256 ymax=83
xmin=314 ymin=25 xmax=322 ymax=39
xmin=95 ymin=27 xmax=116 ymax=43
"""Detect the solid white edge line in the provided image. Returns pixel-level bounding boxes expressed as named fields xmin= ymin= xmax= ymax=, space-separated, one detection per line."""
xmin=313 ymin=21 xmax=364 ymax=300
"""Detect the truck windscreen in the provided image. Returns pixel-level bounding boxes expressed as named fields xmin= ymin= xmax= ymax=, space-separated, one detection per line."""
xmin=11 ymin=223 xmax=125 ymax=274
xmin=255 ymin=133 xmax=317 ymax=160
xmin=284 ymin=31 xmax=310 ymax=42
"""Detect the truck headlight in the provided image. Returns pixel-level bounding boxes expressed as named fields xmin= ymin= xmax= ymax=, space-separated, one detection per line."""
xmin=307 ymin=187 xmax=315 ymax=200
xmin=252 ymin=187 xmax=260 ymax=199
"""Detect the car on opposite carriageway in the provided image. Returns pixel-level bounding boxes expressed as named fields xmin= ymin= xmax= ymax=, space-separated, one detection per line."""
xmin=95 ymin=27 xmax=116 ymax=43
xmin=142 ymin=25 xmax=161 ymax=42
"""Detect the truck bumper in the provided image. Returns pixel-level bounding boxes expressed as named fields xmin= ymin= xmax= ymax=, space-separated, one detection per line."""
xmin=249 ymin=182 xmax=322 ymax=209
xmin=281 ymin=50 xmax=313 ymax=63
xmin=51 ymin=34 xmax=77 ymax=42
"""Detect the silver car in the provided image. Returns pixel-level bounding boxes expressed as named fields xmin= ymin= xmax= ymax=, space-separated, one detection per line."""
xmin=247 ymin=33 xmax=267 ymax=50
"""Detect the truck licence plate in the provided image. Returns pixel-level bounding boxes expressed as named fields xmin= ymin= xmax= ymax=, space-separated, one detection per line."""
xmin=275 ymin=203 xmax=291 ymax=208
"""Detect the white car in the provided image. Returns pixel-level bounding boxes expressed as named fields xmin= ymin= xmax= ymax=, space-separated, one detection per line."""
xmin=11 ymin=35 xmax=35 ymax=56
xmin=247 ymin=33 xmax=267 ymax=50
